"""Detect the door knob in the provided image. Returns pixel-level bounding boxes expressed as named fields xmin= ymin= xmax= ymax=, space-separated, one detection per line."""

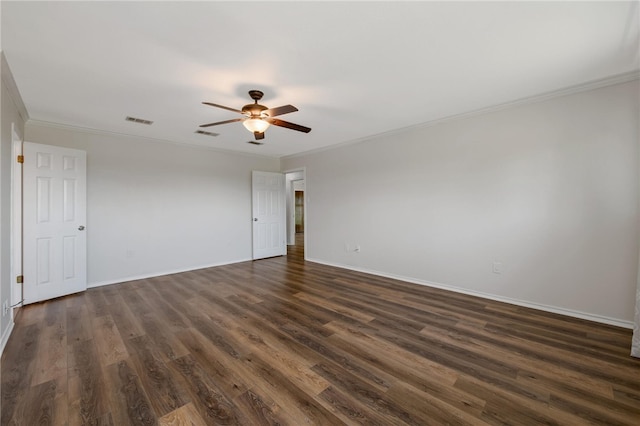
xmin=254 ymin=218 xmax=258 ymax=222
xmin=78 ymin=225 xmax=85 ymax=231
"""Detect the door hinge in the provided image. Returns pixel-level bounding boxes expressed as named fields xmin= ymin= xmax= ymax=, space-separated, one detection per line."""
xmin=16 ymin=275 xmax=23 ymax=284
xmin=17 ymin=155 xmax=24 ymax=163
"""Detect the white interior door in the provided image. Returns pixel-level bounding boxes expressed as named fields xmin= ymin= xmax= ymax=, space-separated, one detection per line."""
xmin=252 ymin=171 xmax=286 ymax=260
xmin=23 ymin=142 xmax=87 ymax=304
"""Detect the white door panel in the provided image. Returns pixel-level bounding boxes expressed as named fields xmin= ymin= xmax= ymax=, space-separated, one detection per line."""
xmin=23 ymin=142 xmax=87 ymax=304
xmin=252 ymin=171 xmax=286 ymax=259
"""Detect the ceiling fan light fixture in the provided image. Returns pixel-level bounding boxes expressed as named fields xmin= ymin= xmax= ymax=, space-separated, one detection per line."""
xmin=200 ymin=90 xmax=310 ymax=137
xmin=243 ymin=118 xmax=270 ymax=133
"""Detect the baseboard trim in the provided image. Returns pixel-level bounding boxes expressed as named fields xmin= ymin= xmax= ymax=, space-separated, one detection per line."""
xmin=88 ymin=258 xmax=253 ymax=288
xmin=307 ymin=258 xmax=634 ymax=330
xmin=1 ymin=320 xmax=15 ymax=356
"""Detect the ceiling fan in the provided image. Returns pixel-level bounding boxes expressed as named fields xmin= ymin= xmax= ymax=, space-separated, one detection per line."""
xmin=200 ymin=90 xmax=311 ymax=140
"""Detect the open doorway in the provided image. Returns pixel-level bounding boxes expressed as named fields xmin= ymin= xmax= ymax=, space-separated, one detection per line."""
xmin=285 ymin=169 xmax=305 ymax=259
xmin=295 ymin=187 xmax=304 ymax=234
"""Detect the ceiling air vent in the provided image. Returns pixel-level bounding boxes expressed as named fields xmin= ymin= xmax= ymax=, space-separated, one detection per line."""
xmin=125 ymin=116 xmax=154 ymax=125
xmin=195 ymin=130 xmax=219 ymax=137
xmin=247 ymin=141 xmax=264 ymax=145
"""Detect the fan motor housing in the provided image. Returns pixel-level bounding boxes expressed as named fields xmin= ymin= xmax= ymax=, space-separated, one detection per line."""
xmin=242 ymin=103 xmax=268 ymax=117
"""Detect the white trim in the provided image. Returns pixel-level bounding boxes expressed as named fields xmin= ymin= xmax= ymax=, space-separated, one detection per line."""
xmin=1 ymin=52 xmax=29 ymax=122
xmin=26 ymin=119 xmax=280 ymax=160
xmin=283 ymin=70 xmax=640 ymax=161
xmin=307 ymin=257 xmax=634 ymax=330
xmin=87 ymin=258 xmax=253 ymax=289
xmin=0 ymin=320 xmax=15 ymax=356
xmin=22 ymin=71 xmax=640 ymax=162
xmin=10 ymin=126 xmax=23 ymax=307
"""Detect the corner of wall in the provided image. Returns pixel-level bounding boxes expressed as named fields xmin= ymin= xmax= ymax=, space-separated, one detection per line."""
xmin=0 ymin=52 xmax=27 ymax=356
xmin=1 ymin=52 xmax=29 ymax=123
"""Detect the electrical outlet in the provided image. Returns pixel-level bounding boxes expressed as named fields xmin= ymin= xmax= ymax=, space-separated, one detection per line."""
xmin=492 ymin=262 xmax=503 ymax=274
xmin=2 ymin=301 xmax=8 ymax=316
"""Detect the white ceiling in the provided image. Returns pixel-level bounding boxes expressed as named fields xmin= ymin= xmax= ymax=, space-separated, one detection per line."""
xmin=2 ymin=1 xmax=638 ymax=158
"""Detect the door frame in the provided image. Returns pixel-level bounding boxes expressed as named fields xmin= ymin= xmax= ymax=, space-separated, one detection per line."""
xmin=284 ymin=167 xmax=306 ymax=259
xmin=10 ymin=124 xmax=23 ymax=313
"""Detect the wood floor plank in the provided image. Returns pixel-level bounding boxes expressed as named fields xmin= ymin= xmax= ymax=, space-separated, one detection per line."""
xmin=134 ymin=311 xmax=191 ymax=363
xmin=233 ymin=291 xmax=338 ymax=338
xmin=326 ymin=329 xmax=486 ymax=417
xmin=1 ymin=323 xmax=42 ymax=426
xmin=158 ymin=402 xmax=208 ymax=426
xmin=174 ymin=328 xmax=250 ymax=401
xmin=293 ymin=291 xmax=377 ymax=323
xmin=5 ymin=375 xmax=68 ymax=426
xmin=230 ymin=294 xmax=399 ymax=395
xmin=134 ymin=285 xmax=189 ymax=332
xmin=233 ymin=389 xmax=286 ymax=426
xmin=167 ymin=354 xmax=247 ymax=425
xmin=17 ymin=301 xmax=47 ymax=326
xmin=68 ymin=339 xmax=111 ymax=425
xmin=17 ymin=378 xmax=60 ymax=426
xmin=241 ymin=353 xmax=346 ymax=425
xmin=311 ymin=361 xmax=425 ymax=425
xmin=317 ymin=385 xmax=406 ymax=426
xmin=30 ymin=321 xmax=67 ymax=387
xmin=105 ymin=292 xmax=145 ymax=340
xmin=104 ymin=358 xmax=158 ymax=426
xmin=127 ymin=335 xmax=191 ymax=418
xmin=228 ymin=322 xmax=331 ymax=396
xmin=85 ymin=289 xmax=110 ymax=317
xmin=43 ymin=298 xmax=67 ymax=327
xmin=91 ymin=314 xmax=129 ymax=367
xmin=66 ymin=304 xmax=93 ymax=344
xmin=612 ymin=385 xmax=640 ymax=408
xmin=384 ymin=381 xmax=491 ymax=426
xmin=2 ymin=235 xmax=639 ymax=425
xmin=457 ymin=323 xmax=620 ymax=400
xmin=324 ymin=319 xmax=460 ymax=386
xmin=518 ymin=371 xmax=640 ymax=425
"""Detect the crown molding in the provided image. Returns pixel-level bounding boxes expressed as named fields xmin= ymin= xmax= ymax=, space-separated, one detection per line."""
xmin=1 ymin=52 xmax=29 ymax=123
xmin=26 ymin=119 xmax=282 ymax=160
xmin=283 ymin=70 xmax=640 ymax=161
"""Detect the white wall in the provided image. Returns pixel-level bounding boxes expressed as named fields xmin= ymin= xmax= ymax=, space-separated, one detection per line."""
xmin=283 ymin=79 xmax=640 ymax=326
xmin=25 ymin=122 xmax=280 ymax=286
xmin=1 ymin=53 xmax=26 ymax=351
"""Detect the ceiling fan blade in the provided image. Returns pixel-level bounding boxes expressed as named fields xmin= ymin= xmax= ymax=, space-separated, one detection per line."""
xmin=265 ymin=118 xmax=311 ymax=133
xmin=199 ymin=118 xmax=243 ymax=128
xmin=254 ymin=131 xmax=265 ymax=140
xmin=202 ymin=102 xmax=244 ymax=114
xmin=264 ymin=104 xmax=298 ymax=117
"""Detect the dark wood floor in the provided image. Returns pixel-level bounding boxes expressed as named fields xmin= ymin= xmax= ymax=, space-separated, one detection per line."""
xmin=2 ymin=234 xmax=640 ymax=425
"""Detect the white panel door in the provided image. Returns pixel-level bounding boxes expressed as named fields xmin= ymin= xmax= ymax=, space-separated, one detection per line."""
xmin=252 ymin=171 xmax=286 ymax=260
xmin=23 ymin=142 xmax=87 ymax=304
